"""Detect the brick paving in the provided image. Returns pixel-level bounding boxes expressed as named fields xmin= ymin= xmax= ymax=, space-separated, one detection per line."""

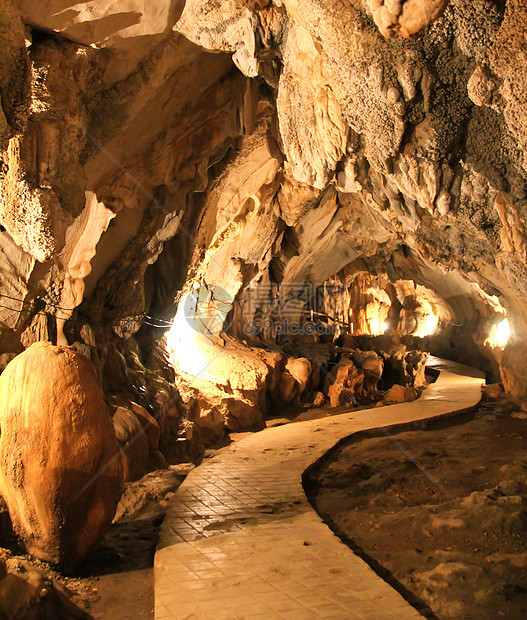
xmin=155 ymin=357 xmax=485 ymax=619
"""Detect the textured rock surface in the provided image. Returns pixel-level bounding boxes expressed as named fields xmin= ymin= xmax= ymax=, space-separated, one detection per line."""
xmin=368 ymin=0 xmax=450 ymax=38
xmin=382 ymin=383 xmax=420 ymax=403
xmin=0 ymin=552 xmax=90 ymax=619
xmin=112 ymin=404 xmax=166 ymax=482
xmin=0 ymin=342 xmax=122 ymax=567
xmin=0 ymin=1 xmax=526 ymax=466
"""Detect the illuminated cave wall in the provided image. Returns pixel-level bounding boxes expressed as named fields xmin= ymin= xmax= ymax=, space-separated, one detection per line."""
xmin=0 ymin=0 xmax=526 ymax=410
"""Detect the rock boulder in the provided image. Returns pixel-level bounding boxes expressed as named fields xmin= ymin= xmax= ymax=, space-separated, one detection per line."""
xmin=382 ymin=383 xmax=420 ymax=404
xmin=0 ymin=342 xmax=123 ymax=568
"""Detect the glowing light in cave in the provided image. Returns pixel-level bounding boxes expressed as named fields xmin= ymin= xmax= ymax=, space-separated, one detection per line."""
xmin=166 ymin=289 xmax=219 ymax=377
xmin=166 ymin=280 xmax=235 ymax=377
xmin=415 ymin=312 xmax=439 ymax=337
xmin=414 ymin=301 xmax=439 ymax=337
xmin=369 ymin=317 xmax=389 ymax=336
xmin=486 ymin=317 xmax=510 ymax=349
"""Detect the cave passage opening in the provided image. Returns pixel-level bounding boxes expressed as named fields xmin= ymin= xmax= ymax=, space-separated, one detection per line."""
xmin=166 ymin=257 xmax=510 ymax=386
xmin=161 ymin=244 xmax=512 ymax=444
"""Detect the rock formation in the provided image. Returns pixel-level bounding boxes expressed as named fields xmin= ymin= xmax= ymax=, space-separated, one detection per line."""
xmin=0 ymin=342 xmax=122 ymax=567
xmin=368 ymin=0 xmax=451 ymax=39
xmin=0 ymin=0 xmax=525 ymax=549
xmin=112 ymin=403 xmax=166 ymax=482
xmin=0 ymin=551 xmax=90 ymax=619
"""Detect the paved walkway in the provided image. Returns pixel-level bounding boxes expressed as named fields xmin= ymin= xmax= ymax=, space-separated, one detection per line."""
xmin=155 ymin=357 xmax=485 ymax=619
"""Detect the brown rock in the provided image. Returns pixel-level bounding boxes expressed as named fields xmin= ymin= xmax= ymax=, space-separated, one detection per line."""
xmin=285 ymin=357 xmax=312 ymax=394
xmin=0 ymin=342 xmax=123 ymax=567
xmin=327 ymin=382 xmax=344 ymax=408
xmin=269 ymin=355 xmax=315 ymax=407
xmin=112 ymin=406 xmax=151 ymax=482
xmin=382 ymin=383 xmax=420 ymax=404
xmin=166 ymin=421 xmax=204 ymax=465
xmin=354 ymin=351 xmax=384 ymax=393
xmin=312 ymin=391 xmax=325 ymax=407
xmin=194 ymin=403 xmax=226 ymax=445
xmin=130 ymin=402 xmax=161 ymax=451
xmin=341 ymin=334 xmax=359 ymax=349
xmin=481 ymin=383 xmax=504 ymax=400
xmin=408 ymin=351 xmax=429 ymax=389
xmin=278 ymin=370 xmax=299 ymax=405
xmin=259 ymin=350 xmax=285 ymax=401
xmin=326 ymin=360 xmax=363 ymax=407
xmin=0 ymin=557 xmax=91 ymax=619
xmin=500 ymin=343 xmax=527 ymax=401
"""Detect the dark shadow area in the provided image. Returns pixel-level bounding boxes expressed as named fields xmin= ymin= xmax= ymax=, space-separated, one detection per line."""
xmin=76 ymin=513 xmax=164 ymax=578
xmin=0 ymin=572 xmax=90 ymax=620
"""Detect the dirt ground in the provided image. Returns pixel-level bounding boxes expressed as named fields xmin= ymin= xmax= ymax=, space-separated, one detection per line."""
xmin=304 ymin=398 xmax=527 ymax=619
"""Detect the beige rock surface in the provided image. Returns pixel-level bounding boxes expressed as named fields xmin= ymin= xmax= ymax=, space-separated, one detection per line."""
xmin=382 ymin=383 xmax=420 ymax=404
xmin=368 ymin=0 xmax=450 ymax=39
xmin=0 ymin=342 xmax=122 ymax=567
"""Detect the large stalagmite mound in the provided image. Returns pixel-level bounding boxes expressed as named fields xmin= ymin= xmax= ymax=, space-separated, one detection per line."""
xmin=0 ymin=342 xmax=123 ymax=567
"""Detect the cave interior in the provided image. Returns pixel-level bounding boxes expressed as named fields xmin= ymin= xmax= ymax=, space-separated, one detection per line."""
xmin=0 ymin=0 xmax=526 ymax=618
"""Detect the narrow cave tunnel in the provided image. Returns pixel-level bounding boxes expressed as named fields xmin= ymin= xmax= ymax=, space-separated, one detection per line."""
xmin=0 ymin=1 xmax=526 ymax=619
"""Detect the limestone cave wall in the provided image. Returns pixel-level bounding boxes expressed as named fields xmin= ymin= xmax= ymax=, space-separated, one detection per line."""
xmin=0 ymin=0 xmax=526 ymax=434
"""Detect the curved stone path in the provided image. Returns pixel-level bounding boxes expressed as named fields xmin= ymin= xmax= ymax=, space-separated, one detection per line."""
xmin=155 ymin=357 xmax=485 ymax=619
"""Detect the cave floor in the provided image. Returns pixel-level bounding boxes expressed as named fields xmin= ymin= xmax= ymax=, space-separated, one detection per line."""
xmin=306 ymin=398 xmax=527 ymax=619
xmin=154 ymin=358 xmax=485 ymax=619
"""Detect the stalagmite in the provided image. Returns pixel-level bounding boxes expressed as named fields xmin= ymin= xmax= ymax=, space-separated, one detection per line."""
xmin=0 ymin=342 xmax=122 ymax=567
